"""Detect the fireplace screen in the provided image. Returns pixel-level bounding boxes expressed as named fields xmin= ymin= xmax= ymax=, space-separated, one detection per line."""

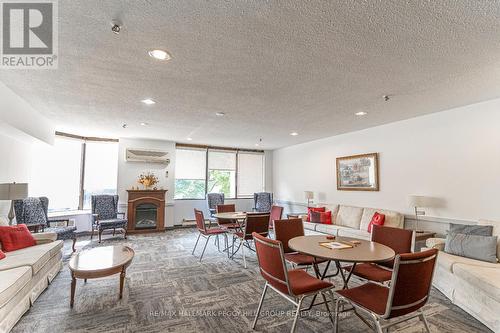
xmin=135 ymin=203 xmax=157 ymax=230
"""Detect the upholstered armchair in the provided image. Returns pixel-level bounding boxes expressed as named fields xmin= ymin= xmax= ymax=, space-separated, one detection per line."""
xmin=253 ymin=192 xmax=273 ymax=213
xmin=91 ymin=195 xmax=127 ymax=243
xmin=14 ymin=197 xmax=77 ymax=252
xmin=206 ymin=193 xmax=224 ymax=217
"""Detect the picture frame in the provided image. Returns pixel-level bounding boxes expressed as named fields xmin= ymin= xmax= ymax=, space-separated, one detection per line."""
xmin=336 ymin=153 xmax=379 ymax=191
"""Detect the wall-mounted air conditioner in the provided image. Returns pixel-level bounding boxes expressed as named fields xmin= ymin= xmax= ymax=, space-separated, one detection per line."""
xmin=125 ymin=148 xmax=170 ymax=164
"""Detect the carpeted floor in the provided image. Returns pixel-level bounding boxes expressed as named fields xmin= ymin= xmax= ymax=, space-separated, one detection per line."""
xmin=12 ymin=228 xmax=491 ymax=333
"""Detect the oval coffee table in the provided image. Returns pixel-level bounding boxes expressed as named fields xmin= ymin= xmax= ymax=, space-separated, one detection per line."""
xmin=289 ymin=235 xmax=395 ymax=289
xmin=68 ymin=245 xmax=135 ymax=307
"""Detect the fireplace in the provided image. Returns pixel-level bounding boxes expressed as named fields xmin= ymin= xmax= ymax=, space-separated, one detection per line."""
xmin=127 ymin=190 xmax=167 ymax=234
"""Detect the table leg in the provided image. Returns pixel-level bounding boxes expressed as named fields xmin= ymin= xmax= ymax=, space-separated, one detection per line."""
xmin=70 ymin=273 xmax=76 ymax=307
xmin=335 ymin=261 xmax=356 ymax=289
xmin=119 ymin=267 xmax=126 ymax=299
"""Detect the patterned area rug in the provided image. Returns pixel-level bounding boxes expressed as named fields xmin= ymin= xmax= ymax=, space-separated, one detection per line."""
xmin=13 ymin=229 xmax=491 ymax=333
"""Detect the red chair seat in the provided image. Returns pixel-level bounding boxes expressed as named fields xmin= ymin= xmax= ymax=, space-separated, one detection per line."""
xmin=344 ymin=263 xmax=392 ymax=283
xmin=285 ymin=252 xmax=327 ymax=265
xmin=288 ymin=269 xmax=333 ymax=295
xmin=337 ymin=282 xmax=389 ymax=315
xmin=202 ymin=228 xmax=227 ymax=235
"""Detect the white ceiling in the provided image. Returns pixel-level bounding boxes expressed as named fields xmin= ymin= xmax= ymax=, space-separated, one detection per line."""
xmin=2 ymin=1 xmax=500 ymax=149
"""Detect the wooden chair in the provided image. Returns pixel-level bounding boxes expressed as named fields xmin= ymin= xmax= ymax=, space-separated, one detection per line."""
xmin=334 ymin=249 xmax=438 ymax=333
xmin=268 ymin=205 xmax=283 ymax=230
xmin=252 ymin=232 xmax=336 ymax=333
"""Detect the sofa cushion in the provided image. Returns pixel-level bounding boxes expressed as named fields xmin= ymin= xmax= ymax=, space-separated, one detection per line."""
xmin=436 ymin=250 xmax=499 ymax=273
xmin=337 ymin=226 xmax=371 ymax=240
xmin=311 ymin=211 xmax=332 ymax=224
xmin=367 ymin=212 xmax=385 ymax=233
xmin=444 ymin=233 xmax=498 ymax=263
xmin=0 ymin=266 xmax=31 ymax=308
xmin=0 ymin=224 xmax=36 ymax=252
xmin=0 ymin=241 xmax=63 ymax=275
xmin=307 ymin=207 xmax=325 ymax=222
xmin=449 ymin=223 xmax=493 ymax=236
xmin=360 ymin=208 xmax=403 ymax=231
xmin=0 ymin=250 xmax=4 ymax=260
xmin=453 ymin=263 xmax=500 ymax=303
xmin=478 ymin=219 xmax=500 ymax=260
xmin=315 ymin=223 xmax=339 ymax=235
xmin=337 ymin=205 xmax=363 ymax=229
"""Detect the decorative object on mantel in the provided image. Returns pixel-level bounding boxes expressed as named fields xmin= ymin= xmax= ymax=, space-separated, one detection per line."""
xmin=137 ymin=172 xmax=159 ymax=190
xmin=408 ymin=195 xmax=435 ymax=233
xmin=336 ymin=153 xmax=379 ymax=191
xmin=0 ymin=183 xmax=28 ymax=225
xmin=304 ymin=191 xmax=314 ymax=207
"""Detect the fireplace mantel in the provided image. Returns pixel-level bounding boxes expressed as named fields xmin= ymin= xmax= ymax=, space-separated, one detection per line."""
xmin=126 ymin=190 xmax=167 ymax=234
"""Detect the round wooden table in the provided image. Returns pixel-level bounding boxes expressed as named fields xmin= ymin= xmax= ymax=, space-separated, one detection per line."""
xmin=289 ymin=235 xmax=395 ymax=289
xmin=68 ymin=245 xmax=135 ymax=307
xmin=212 ymin=212 xmax=247 ymax=220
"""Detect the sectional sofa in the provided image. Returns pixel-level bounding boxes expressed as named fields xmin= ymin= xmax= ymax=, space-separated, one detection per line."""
xmin=424 ymin=219 xmax=500 ymax=333
xmin=299 ymin=204 xmax=405 ymax=240
xmin=0 ymin=232 xmax=63 ymax=333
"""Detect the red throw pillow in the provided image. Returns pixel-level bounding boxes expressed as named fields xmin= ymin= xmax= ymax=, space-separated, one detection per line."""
xmin=311 ymin=211 xmax=332 ymax=224
xmin=0 ymin=250 xmax=5 ymax=260
xmin=368 ymin=212 xmax=385 ymax=232
xmin=307 ymin=207 xmax=325 ymax=222
xmin=0 ymin=224 xmax=36 ymax=252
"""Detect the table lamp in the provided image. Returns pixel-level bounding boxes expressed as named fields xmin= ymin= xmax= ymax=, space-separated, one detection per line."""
xmin=408 ymin=195 xmax=432 ymax=233
xmin=304 ymin=191 xmax=314 ymax=207
xmin=0 ymin=183 xmax=28 ymax=225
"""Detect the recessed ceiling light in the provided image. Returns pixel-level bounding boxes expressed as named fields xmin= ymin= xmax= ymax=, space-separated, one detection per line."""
xmin=215 ymin=112 xmax=225 ymax=117
xmin=290 ymin=132 xmax=299 ymax=136
xmin=140 ymin=122 xmax=148 ymax=126
xmin=141 ymin=98 xmax=155 ymax=105
xmin=148 ymin=49 xmax=171 ymax=61
xmin=187 ymin=137 xmax=193 ymax=141
xmin=355 ymin=111 xmax=367 ymax=116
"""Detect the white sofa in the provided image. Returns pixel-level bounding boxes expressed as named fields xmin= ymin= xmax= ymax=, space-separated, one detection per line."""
xmin=0 ymin=232 xmax=63 ymax=333
xmin=299 ymin=204 xmax=405 ymax=240
xmin=424 ymin=219 xmax=500 ymax=333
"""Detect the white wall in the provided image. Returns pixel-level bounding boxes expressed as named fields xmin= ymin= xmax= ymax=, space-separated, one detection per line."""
xmin=273 ymin=98 xmax=500 ymax=223
xmin=117 ymin=138 xmax=176 ymax=227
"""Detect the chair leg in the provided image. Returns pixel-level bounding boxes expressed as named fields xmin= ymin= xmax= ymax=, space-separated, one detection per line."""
xmin=242 ymin=238 xmax=247 ymax=268
xmin=72 ymin=238 xmax=76 ymax=252
xmin=252 ymin=283 xmax=268 ymax=330
xmin=420 ymin=311 xmax=431 ymax=333
xmin=291 ymin=296 xmax=304 ymax=333
xmin=200 ymin=236 xmax=210 ymax=262
xmin=192 ymin=233 xmax=201 ymax=255
xmin=90 ymin=224 xmax=94 ymax=240
xmin=334 ymin=297 xmax=341 ymax=333
xmin=98 ymin=229 xmax=103 ymax=243
xmin=124 ymin=228 xmax=127 ymax=240
xmin=113 ymin=228 xmax=116 ymax=236
xmin=374 ymin=319 xmax=384 ymax=333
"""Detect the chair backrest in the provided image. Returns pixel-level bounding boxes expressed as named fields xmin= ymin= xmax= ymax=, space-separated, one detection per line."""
xmin=371 ymin=225 xmax=414 ymax=268
xmin=274 ymin=218 xmax=304 ymax=253
xmin=252 ymin=232 xmax=291 ymax=295
xmin=384 ymin=249 xmax=438 ymax=319
xmin=207 ymin=193 xmax=224 ymax=210
xmin=269 ymin=205 xmax=283 ymax=227
xmin=13 ymin=197 xmax=48 ymax=226
xmin=91 ymin=195 xmax=119 ymax=220
xmin=244 ymin=214 xmax=270 ymax=239
xmin=216 ymin=204 xmax=235 ymax=213
xmin=254 ymin=192 xmax=273 ymax=213
xmin=194 ymin=209 xmax=207 ymax=233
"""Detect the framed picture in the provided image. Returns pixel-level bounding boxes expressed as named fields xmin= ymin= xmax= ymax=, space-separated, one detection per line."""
xmin=336 ymin=153 xmax=379 ymax=191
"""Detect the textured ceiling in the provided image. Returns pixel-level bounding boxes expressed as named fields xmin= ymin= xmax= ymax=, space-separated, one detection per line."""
xmin=2 ymin=1 xmax=500 ymax=149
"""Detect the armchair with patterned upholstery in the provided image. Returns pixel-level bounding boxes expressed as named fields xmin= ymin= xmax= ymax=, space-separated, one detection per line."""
xmin=91 ymin=195 xmax=127 ymax=243
xmin=253 ymin=192 xmax=273 ymax=213
xmin=206 ymin=193 xmax=224 ymax=217
xmin=14 ymin=197 xmax=77 ymax=252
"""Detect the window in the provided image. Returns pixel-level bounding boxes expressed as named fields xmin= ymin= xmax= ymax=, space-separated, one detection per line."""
xmin=174 ymin=148 xmax=207 ymax=199
xmin=237 ymin=152 xmax=265 ymax=197
xmin=30 ymin=138 xmax=83 ymax=211
xmin=174 ymin=146 xmax=265 ymax=200
xmin=207 ymin=150 xmax=236 ymax=198
xmin=82 ymin=142 xmax=119 ymax=209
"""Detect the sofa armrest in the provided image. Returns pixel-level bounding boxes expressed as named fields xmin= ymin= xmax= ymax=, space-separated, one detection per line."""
xmin=425 ymin=237 xmax=446 ymax=251
xmin=33 ymin=232 xmax=57 ymax=244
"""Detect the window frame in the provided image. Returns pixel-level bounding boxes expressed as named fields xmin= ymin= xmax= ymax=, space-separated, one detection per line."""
xmin=174 ymin=144 xmax=265 ymax=200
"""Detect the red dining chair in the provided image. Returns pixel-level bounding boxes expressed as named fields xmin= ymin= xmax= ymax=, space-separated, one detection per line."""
xmin=344 ymin=225 xmax=414 ymax=284
xmin=216 ymin=204 xmax=240 ymax=229
xmin=231 ymin=214 xmax=269 ymax=268
xmin=252 ymin=232 xmax=336 ymax=333
xmin=191 ymin=209 xmax=227 ymax=262
xmin=268 ymin=205 xmax=284 ymax=230
xmin=334 ymin=249 xmax=438 ymax=333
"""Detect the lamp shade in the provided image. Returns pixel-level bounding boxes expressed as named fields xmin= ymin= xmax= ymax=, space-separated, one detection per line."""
xmin=0 ymin=183 xmax=28 ymax=200
xmin=304 ymin=191 xmax=314 ymax=200
xmin=408 ymin=195 xmax=434 ymax=208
